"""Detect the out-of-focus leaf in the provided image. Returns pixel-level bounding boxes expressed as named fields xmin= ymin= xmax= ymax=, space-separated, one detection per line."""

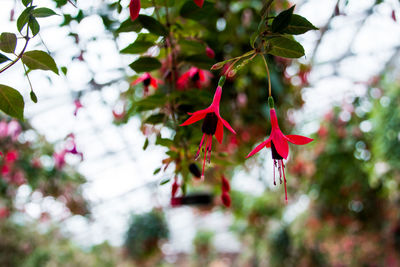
xmin=138 ymin=15 xmax=168 ymax=36
xmin=156 ymin=136 xmax=173 ymax=147
xmin=183 ymin=54 xmax=215 ymax=69
xmin=0 ymin=33 xmax=17 ymax=53
xmin=22 ymin=0 xmax=33 ymax=6
xmin=121 ymin=41 xmax=154 ymax=54
xmin=159 ymin=177 xmax=170 ymax=185
xmin=180 ymin=1 xmax=217 ymax=21
xmin=129 ymin=57 xmax=161 ymax=72
xmin=267 ymin=37 xmax=304 ymax=58
xmin=271 ymin=5 xmax=295 ymax=33
xmin=0 ymin=84 xmax=24 ymax=120
xmin=154 ymin=167 xmax=162 ymax=175
xmin=22 ymin=50 xmax=59 ymax=74
xmin=30 ymin=90 xmax=38 ymax=103
xmin=178 ymin=39 xmax=206 ymax=54
xmin=282 ymin=14 xmax=318 ymax=35
xmin=143 ymin=138 xmax=149 ymax=150
xmin=116 ymin=18 xmax=142 ymax=33
xmin=145 ymin=113 xmax=166 ymax=124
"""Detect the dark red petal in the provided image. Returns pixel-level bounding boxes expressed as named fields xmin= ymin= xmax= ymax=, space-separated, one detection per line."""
xmin=221 ymin=175 xmax=230 ymax=192
xmin=193 ymin=0 xmax=204 ymax=8
xmin=246 ymin=138 xmax=271 ymax=158
xmin=215 ymin=119 xmax=224 ymax=144
xmin=129 ymin=0 xmax=140 ymax=21
xmin=272 ymin=131 xmax=289 ymax=159
xmin=286 ymin=135 xmax=313 ymax=145
xmin=180 ymin=110 xmax=208 ymax=126
xmin=171 ymin=181 xmax=179 ymax=197
xmin=221 ymin=192 xmax=231 ymax=207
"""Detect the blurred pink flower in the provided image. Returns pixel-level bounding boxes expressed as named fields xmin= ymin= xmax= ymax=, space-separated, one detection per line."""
xmin=73 ymin=99 xmax=83 ymax=116
xmin=53 ymin=150 xmax=67 ymax=170
xmin=177 ymin=67 xmax=213 ymax=90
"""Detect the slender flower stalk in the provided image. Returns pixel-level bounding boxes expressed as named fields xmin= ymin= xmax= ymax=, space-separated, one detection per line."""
xmin=180 ymin=76 xmax=236 ymax=180
xmin=246 ymin=97 xmax=313 ymax=203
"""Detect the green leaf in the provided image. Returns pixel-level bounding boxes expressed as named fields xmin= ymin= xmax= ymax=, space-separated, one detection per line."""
xmin=180 ymin=1 xmax=217 ymax=21
xmin=129 ymin=57 xmax=161 ymax=73
xmin=282 ymin=14 xmax=318 ymax=35
xmin=17 ymin=6 xmax=35 ymax=33
xmin=29 ymin=17 xmax=40 ymax=36
xmin=159 ymin=177 xmax=170 ymax=185
xmin=153 ymin=167 xmax=162 ymax=175
xmin=183 ymin=54 xmax=215 ymax=69
xmin=61 ymin=66 xmax=68 ymax=75
xmin=138 ymin=15 xmax=168 ymax=36
xmin=267 ymin=37 xmax=305 ymax=58
xmin=145 ymin=113 xmax=165 ymax=124
xmin=0 ymin=33 xmax=17 ymax=53
xmin=178 ymin=39 xmax=206 ymax=54
xmin=0 ymin=84 xmax=24 ymax=120
xmin=31 ymin=7 xmax=58 ymax=18
xmin=143 ymin=138 xmax=149 ymax=150
xmin=120 ymin=41 xmax=154 ymax=54
xmin=0 ymin=53 xmax=11 ymax=64
xmin=156 ymin=136 xmax=173 ymax=147
xmin=271 ymin=5 xmax=295 ymax=33
xmin=116 ymin=18 xmax=142 ymax=34
xmin=22 ymin=50 xmax=59 ymax=74
xmin=30 ymin=91 xmax=37 ymax=103
xmin=22 ymin=0 xmax=33 ymax=6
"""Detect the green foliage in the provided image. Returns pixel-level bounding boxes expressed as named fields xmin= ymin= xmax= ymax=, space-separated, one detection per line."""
xmin=0 ymin=33 xmax=17 ymax=54
xmin=125 ymin=210 xmax=169 ymax=261
xmin=0 ymin=84 xmax=24 ymax=120
xmin=129 ymin=57 xmax=162 ymax=73
xmin=22 ymin=50 xmax=59 ymax=74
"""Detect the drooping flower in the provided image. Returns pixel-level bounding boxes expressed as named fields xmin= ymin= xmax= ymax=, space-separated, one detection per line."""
xmin=246 ymin=97 xmax=313 ymax=203
xmin=131 ymin=72 xmax=162 ymax=96
xmin=176 ymin=67 xmax=213 ymax=90
xmin=171 ymin=177 xmax=179 ymax=198
xmin=193 ymin=0 xmax=204 ymax=8
xmin=180 ymin=76 xmax=236 ymax=180
xmin=206 ymin=46 xmax=215 ymax=59
xmin=129 ymin=0 xmax=140 ymax=21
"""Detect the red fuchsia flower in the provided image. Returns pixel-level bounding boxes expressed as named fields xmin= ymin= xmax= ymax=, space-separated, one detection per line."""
xmin=176 ymin=67 xmax=213 ymax=90
xmin=392 ymin=10 xmax=397 ymax=22
xmin=246 ymin=97 xmax=313 ymax=203
xmin=129 ymin=0 xmax=140 ymax=21
xmin=180 ymin=76 xmax=236 ymax=180
xmin=131 ymin=72 xmax=162 ymax=96
xmin=206 ymin=46 xmax=215 ymax=59
xmin=193 ymin=0 xmax=204 ymax=8
xmin=221 ymin=192 xmax=231 ymax=207
xmin=73 ymin=99 xmax=83 ymax=116
xmin=221 ymin=175 xmax=230 ymax=192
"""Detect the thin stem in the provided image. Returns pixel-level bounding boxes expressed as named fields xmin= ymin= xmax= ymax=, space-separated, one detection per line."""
xmin=260 ymin=54 xmax=271 ymax=97
xmin=0 ymin=37 xmax=30 ymax=74
xmin=22 ymin=62 xmax=34 ymax=93
xmin=152 ymin=0 xmax=161 ymax=21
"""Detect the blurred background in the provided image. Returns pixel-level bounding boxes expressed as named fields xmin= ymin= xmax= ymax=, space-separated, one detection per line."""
xmin=1 ymin=0 xmax=400 ymax=266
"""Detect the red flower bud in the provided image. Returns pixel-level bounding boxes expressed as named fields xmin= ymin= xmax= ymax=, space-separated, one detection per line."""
xmin=206 ymin=47 xmax=215 ymax=58
xmin=171 ymin=179 xmax=179 ymax=197
xmin=221 ymin=175 xmax=230 ymax=192
xmin=221 ymin=192 xmax=231 ymax=207
xmin=129 ymin=0 xmax=140 ymax=21
xmin=193 ymin=0 xmax=204 ymax=8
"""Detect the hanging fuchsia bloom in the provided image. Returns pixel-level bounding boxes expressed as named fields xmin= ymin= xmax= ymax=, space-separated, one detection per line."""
xmin=246 ymin=97 xmax=313 ymax=203
xmin=132 ymin=72 xmax=161 ymax=96
xmin=177 ymin=67 xmax=213 ymax=90
xmin=129 ymin=0 xmax=140 ymax=21
xmin=180 ymin=76 xmax=236 ymax=180
xmin=193 ymin=0 xmax=204 ymax=8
